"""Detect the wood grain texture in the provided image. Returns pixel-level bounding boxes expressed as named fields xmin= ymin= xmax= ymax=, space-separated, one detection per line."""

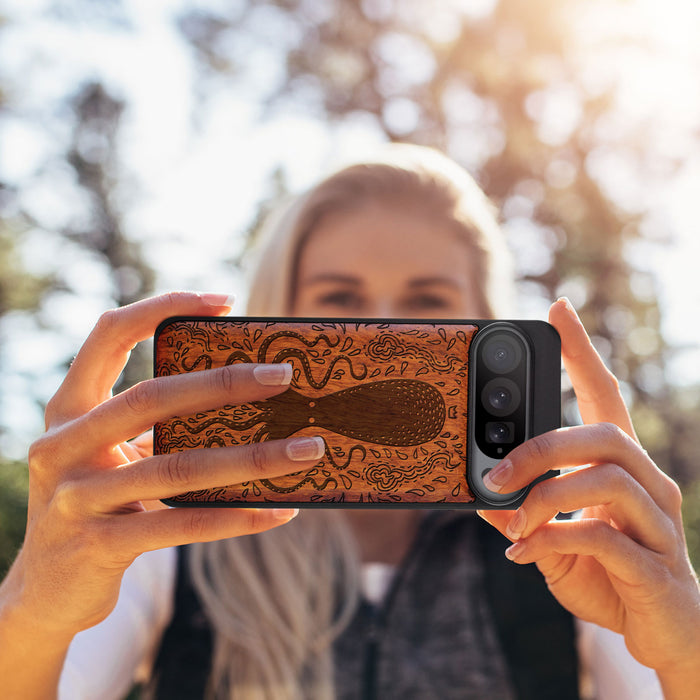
xmin=154 ymin=319 xmax=477 ymax=504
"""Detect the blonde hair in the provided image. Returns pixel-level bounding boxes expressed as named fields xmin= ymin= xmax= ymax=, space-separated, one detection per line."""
xmin=188 ymin=144 xmax=514 ymax=699
xmin=246 ymin=143 xmax=514 ymax=317
xmin=188 ymin=512 xmax=359 ymax=700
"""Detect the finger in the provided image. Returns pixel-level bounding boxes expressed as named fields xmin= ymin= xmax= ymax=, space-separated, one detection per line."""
xmin=119 ymin=441 xmax=144 ymax=462
xmin=64 ymin=362 xmax=293 ymax=457
xmin=120 ymin=431 xmax=152 ymax=461
xmin=483 ymin=423 xmax=681 ymax=515
xmin=476 ymin=509 xmax=516 ymax=540
xmin=128 ymin=430 xmax=153 ymax=459
xmin=47 ymin=292 xmax=235 ymax=424
xmin=84 ymin=437 xmax=326 ymax=508
xmin=503 ymin=518 xmax=662 ymax=587
xmin=504 ymin=464 xmax=676 ymax=554
xmin=108 ymin=506 xmax=301 ymax=558
xmin=548 ymin=298 xmax=636 ymax=439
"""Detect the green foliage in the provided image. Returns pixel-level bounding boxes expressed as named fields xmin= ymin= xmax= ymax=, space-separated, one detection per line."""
xmin=0 ymin=225 xmax=54 ymax=316
xmin=0 ymin=460 xmax=28 ymax=577
xmin=682 ymin=478 xmax=700 ymax=572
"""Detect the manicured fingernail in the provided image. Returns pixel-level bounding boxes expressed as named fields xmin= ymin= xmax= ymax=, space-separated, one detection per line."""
xmin=286 ymin=436 xmax=325 ymax=462
xmin=199 ymin=293 xmax=236 ymax=309
xmin=483 ymin=460 xmax=512 ymax=493
xmin=254 ymin=363 xmax=293 ymax=386
xmin=505 ymin=541 xmax=527 ymax=561
xmin=506 ymin=509 xmax=527 ymax=540
xmin=557 ymin=296 xmax=578 ymax=319
xmin=273 ymin=508 xmax=299 ymax=521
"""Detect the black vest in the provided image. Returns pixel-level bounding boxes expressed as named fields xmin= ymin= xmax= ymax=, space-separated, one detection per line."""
xmin=148 ymin=514 xmax=579 ymax=699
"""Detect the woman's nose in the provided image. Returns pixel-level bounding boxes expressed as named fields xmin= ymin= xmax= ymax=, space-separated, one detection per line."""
xmin=364 ymin=300 xmax=398 ymax=319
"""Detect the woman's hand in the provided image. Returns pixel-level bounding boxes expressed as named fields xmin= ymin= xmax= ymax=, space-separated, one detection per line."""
xmin=478 ymin=298 xmax=700 ymax=696
xmin=1 ymin=292 xmax=324 ymax=647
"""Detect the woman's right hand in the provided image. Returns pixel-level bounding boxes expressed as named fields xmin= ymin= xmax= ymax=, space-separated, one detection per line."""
xmin=1 ymin=292 xmax=323 ymax=642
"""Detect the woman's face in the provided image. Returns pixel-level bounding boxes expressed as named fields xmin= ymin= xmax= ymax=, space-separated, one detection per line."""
xmin=293 ymin=202 xmax=484 ymax=319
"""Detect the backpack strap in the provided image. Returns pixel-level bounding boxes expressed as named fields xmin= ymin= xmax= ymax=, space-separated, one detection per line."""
xmin=476 ymin=515 xmax=580 ymax=700
xmin=147 ymin=546 xmax=212 ymax=699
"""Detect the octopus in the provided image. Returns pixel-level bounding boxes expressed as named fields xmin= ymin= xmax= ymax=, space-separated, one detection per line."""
xmin=160 ymin=324 xmax=451 ymax=495
xmin=176 ymin=378 xmax=446 ymax=447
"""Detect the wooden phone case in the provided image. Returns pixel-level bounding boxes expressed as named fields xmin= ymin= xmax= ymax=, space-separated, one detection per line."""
xmin=154 ymin=318 xmax=480 ymax=506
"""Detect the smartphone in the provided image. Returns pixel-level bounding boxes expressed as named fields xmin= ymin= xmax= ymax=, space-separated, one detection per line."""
xmin=153 ymin=317 xmax=560 ymax=509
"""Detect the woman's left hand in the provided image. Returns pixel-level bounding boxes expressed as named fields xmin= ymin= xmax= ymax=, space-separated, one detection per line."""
xmin=478 ymin=298 xmax=700 ymax=696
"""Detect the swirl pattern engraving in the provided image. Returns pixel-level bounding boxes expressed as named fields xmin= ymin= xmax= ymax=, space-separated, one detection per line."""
xmin=366 ymin=332 xmax=461 ymax=372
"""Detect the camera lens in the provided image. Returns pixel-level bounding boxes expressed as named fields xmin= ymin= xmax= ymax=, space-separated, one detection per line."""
xmin=486 ymin=421 xmax=514 ymax=443
xmin=482 ymin=334 xmax=523 ymax=374
xmin=489 ymin=387 xmax=510 ymax=411
xmin=481 ymin=378 xmax=521 ymax=417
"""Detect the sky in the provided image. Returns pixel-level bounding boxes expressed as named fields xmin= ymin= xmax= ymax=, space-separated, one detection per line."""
xmin=1 ymin=0 xmax=699 ymax=456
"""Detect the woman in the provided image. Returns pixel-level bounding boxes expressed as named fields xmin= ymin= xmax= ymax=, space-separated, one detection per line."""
xmin=0 ymin=145 xmax=697 ymax=699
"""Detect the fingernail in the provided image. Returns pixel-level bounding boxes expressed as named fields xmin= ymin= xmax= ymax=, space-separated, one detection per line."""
xmin=286 ymin=436 xmax=325 ymax=462
xmin=254 ymin=363 xmax=293 ymax=386
xmin=483 ymin=460 xmax=512 ymax=493
xmin=505 ymin=541 xmax=527 ymax=561
xmin=557 ymin=296 xmax=578 ymax=319
xmin=273 ymin=508 xmax=299 ymax=521
xmin=506 ymin=509 xmax=527 ymax=540
xmin=199 ymin=293 xmax=236 ymax=309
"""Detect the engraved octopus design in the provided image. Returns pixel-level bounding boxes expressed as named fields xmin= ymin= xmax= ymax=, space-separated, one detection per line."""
xmin=160 ymin=324 xmax=453 ymax=496
xmin=175 ymin=379 xmax=445 ymax=446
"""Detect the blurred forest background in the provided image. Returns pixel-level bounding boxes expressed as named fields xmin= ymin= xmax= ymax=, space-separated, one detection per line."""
xmin=1 ymin=0 xmax=700 ymax=574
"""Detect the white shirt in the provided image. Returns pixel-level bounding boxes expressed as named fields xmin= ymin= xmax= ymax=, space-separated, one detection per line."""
xmin=59 ymin=548 xmax=663 ymax=700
